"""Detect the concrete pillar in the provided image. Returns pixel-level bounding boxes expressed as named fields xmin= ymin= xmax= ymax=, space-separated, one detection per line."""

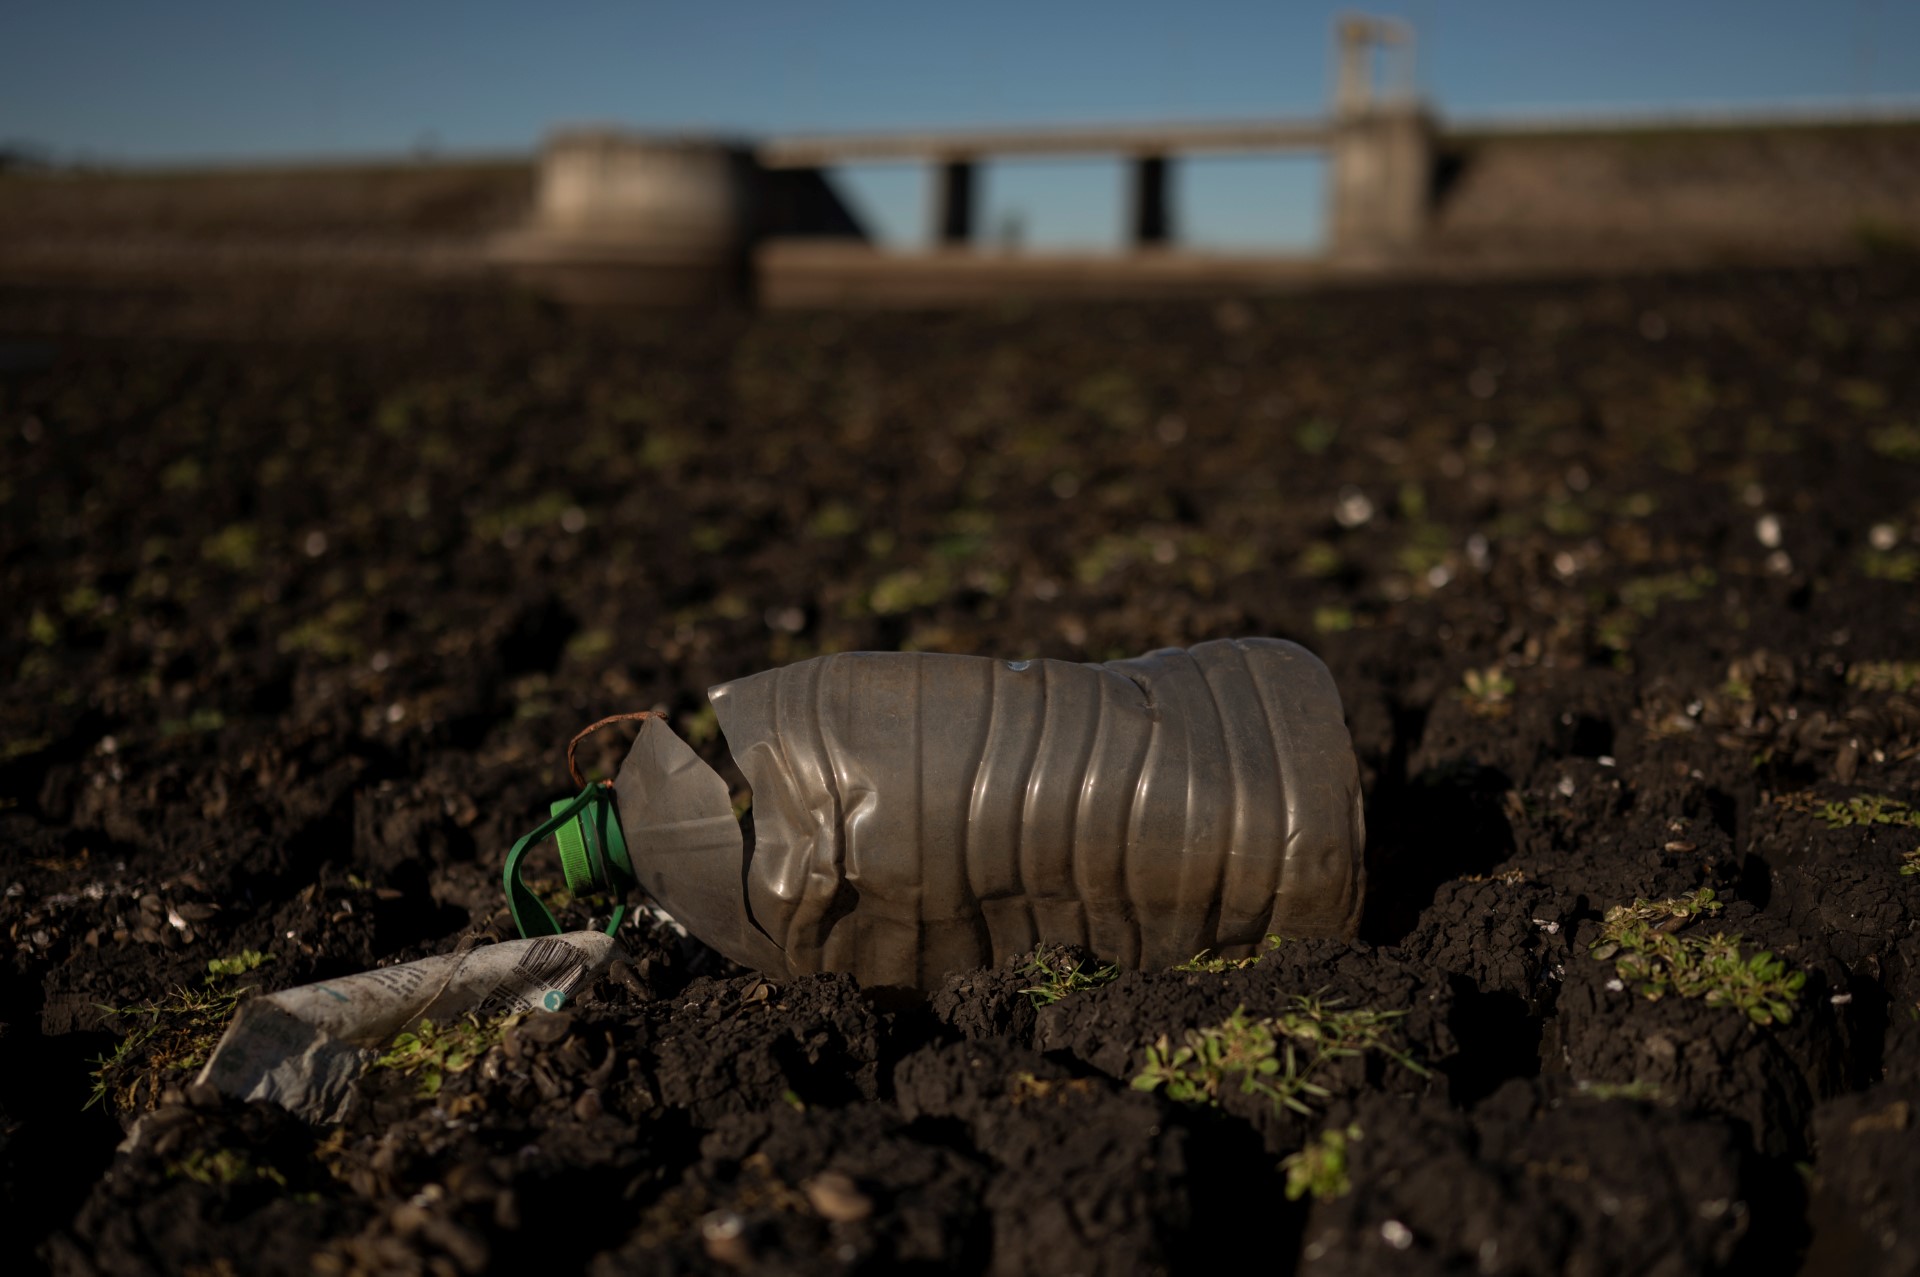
xmin=1130 ymin=154 xmax=1173 ymax=247
xmin=496 ymin=131 xmax=759 ymax=304
xmin=1334 ymin=14 xmax=1415 ymax=116
xmin=1328 ymin=106 xmax=1433 ymax=263
xmin=533 ymin=131 xmax=757 ymax=259
xmin=933 ymin=158 xmax=976 ymax=246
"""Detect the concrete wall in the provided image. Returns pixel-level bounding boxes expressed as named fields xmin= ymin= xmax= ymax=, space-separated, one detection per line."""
xmin=1428 ymin=120 xmax=1920 ymax=265
xmin=0 ymin=161 xmax=529 ymax=287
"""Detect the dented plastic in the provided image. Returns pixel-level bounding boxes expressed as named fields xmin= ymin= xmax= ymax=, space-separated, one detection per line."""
xmin=612 ymin=637 xmax=1363 ymax=989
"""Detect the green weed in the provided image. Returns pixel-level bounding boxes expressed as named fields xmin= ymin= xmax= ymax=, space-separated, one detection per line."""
xmin=1590 ymin=889 xmax=1805 ymax=1025
xmin=159 ymin=708 xmax=226 ymax=739
xmin=277 ymin=599 xmax=366 ymax=662
xmin=200 ymin=523 xmax=261 ymax=572
xmin=206 ymin=950 xmax=272 ymax=978
xmin=1620 ymin=568 xmax=1716 ymax=616
xmin=804 ymin=501 xmax=862 ymax=539
xmin=1174 ymin=934 xmax=1286 ymax=973
xmin=1 ymin=735 xmax=52 ymax=763
xmin=1459 ymin=665 xmax=1515 ymax=717
xmin=1576 ymin=1080 xmax=1665 ymax=1102
xmin=1282 ymin=1124 xmax=1361 ymax=1202
xmin=1294 ymin=541 xmax=1344 ymax=580
xmin=88 ymin=983 xmax=251 ymax=1112
xmin=1395 ymin=523 xmax=1453 ymax=577
xmin=1868 ymin=422 xmax=1920 ymax=463
xmin=1312 ymin=605 xmax=1356 ymax=634
xmin=1132 ymin=996 xmax=1427 ymax=1117
xmin=867 ymin=567 xmax=951 ymax=615
xmin=1860 ymin=549 xmax=1920 ymax=582
xmin=1599 ymin=568 xmax=1717 ymax=651
xmin=1597 ymin=886 xmax=1723 ymax=932
xmin=564 ymin=627 xmax=615 ymax=662
xmin=681 ymin=703 xmax=721 ymax=747
xmin=1815 ymin=794 xmax=1920 ymax=830
xmin=167 ymin=1147 xmax=286 ymax=1189
xmin=375 ymin=1013 xmax=521 ymax=1096
xmin=472 ymin=491 xmax=574 ymax=543
xmin=1019 ymin=949 xmax=1120 ymax=1007
xmin=1847 ymin=661 xmax=1920 ymax=694
xmin=1294 ymin=419 xmax=1338 ymax=456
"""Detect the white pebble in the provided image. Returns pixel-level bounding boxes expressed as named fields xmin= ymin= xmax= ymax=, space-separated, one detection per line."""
xmin=1334 ymin=487 xmax=1374 ymax=529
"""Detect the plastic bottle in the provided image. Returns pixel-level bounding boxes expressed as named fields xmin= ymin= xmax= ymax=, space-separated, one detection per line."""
xmin=611 ymin=637 xmax=1362 ymax=989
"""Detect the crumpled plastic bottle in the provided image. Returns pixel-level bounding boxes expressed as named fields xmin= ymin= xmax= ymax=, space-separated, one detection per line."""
xmin=603 ymin=637 xmax=1362 ymax=989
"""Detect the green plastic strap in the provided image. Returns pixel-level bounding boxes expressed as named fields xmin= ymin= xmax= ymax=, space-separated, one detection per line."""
xmin=552 ymin=797 xmax=598 ymax=894
xmin=504 ymin=784 xmax=630 ymax=939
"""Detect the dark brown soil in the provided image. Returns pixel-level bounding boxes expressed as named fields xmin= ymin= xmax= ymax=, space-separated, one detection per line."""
xmin=4 ymin=266 xmax=1919 ymax=1275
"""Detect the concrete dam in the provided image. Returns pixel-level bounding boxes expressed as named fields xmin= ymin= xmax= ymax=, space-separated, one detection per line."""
xmin=3 ymin=16 xmax=1917 ymax=308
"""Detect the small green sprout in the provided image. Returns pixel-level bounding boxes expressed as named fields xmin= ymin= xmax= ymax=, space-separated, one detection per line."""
xmin=1590 ymin=889 xmax=1805 ymax=1025
xmin=1599 ymin=568 xmax=1718 ymax=653
xmin=1869 ymin=422 xmax=1920 ymax=462
xmin=1295 ymin=541 xmax=1344 ymax=579
xmin=200 ymin=523 xmax=261 ymax=572
xmin=375 ymin=1013 xmax=521 ymax=1096
xmin=1019 ymin=948 xmax=1120 ymax=1007
xmin=1312 ymin=605 xmax=1356 ymax=634
xmin=1174 ymin=934 xmax=1287 ymax=974
xmin=1846 ymin=661 xmax=1920 ymax=694
xmin=0 ymin=735 xmax=52 ymax=763
xmin=158 ymin=708 xmax=226 ymax=739
xmin=1591 ymin=887 xmax=1723 ymax=937
xmin=1815 ymin=795 xmax=1920 ymax=830
xmin=681 ymin=703 xmax=721 ymax=747
xmin=1860 ymin=549 xmax=1920 ymax=582
xmin=206 ymin=950 xmax=273 ymax=979
xmin=1132 ymin=996 xmax=1427 ymax=1117
xmin=1282 ymin=1124 xmax=1361 ymax=1201
xmin=1575 ymin=1080 xmax=1665 ymax=1102
xmin=1133 ymin=1007 xmax=1290 ymax=1107
xmin=1459 ymin=665 xmax=1516 ymax=717
xmin=167 ymin=1148 xmax=286 ymax=1189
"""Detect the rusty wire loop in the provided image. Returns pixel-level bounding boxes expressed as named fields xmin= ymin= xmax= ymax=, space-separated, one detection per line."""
xmin=567 ymin=710 xmax=664 ymax=789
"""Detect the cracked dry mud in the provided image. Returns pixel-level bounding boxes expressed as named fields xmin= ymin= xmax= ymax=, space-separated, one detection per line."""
xmin=3 ymin=266 xmax=1919 ymax=1275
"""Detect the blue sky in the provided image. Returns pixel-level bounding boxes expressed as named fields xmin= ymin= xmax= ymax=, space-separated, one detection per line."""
xmin=6 ymin=1 xmax=1917 ymax=250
